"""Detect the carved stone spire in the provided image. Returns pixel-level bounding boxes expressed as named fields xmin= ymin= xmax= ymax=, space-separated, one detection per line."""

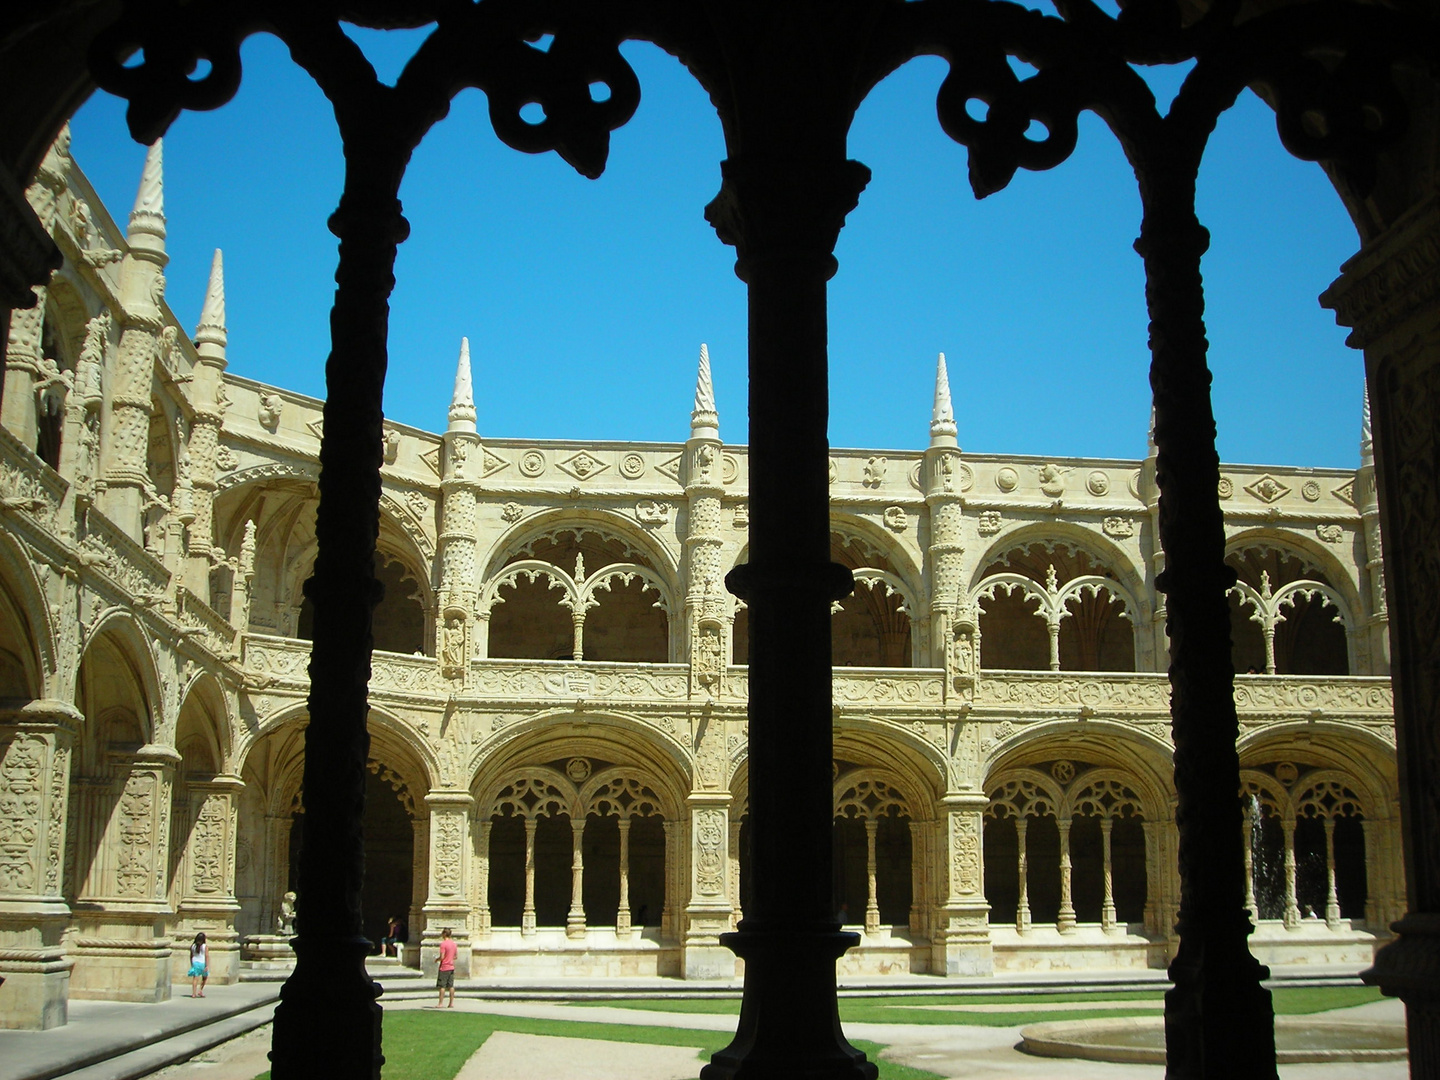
xmin=128 ymin=140 xmax=165 ymax=241
xmin=929 ymin=353 xmax=957 ymax=448
xmin=691 ymin=343 xmax=719 ymax=440
xmin=196 ymin=249 xmax=226 ymax=353
xmin=448 ymin=337 xmax=476 ymax=434
xmin=1361 ymin=380 xmax=1373 ymax=466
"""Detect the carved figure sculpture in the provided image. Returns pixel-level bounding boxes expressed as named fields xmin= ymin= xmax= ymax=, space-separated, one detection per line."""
xmin=277 ymin=890 xmax=297 ymax=935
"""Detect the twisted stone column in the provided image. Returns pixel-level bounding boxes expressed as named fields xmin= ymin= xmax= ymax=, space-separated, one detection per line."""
xmin=522 ymin=817 xmax=537 ymax=936
xmin=567 ymin=817 xmax=586 ymax=938
xmin=269 ymin=165 xmax=408 ymax=1080
xmin=1057 ymin=819 xmax=1076 ymax=933
xmin=1137 ymin=166 xmax=1275 ymax=1076
xmin=1101 ymin=817 xmax=1117 ymax=933
xmin=1016 ymin=817 xmax=1031 ymax=935
xmin=617 ymin=817 xmax=632 ymax=938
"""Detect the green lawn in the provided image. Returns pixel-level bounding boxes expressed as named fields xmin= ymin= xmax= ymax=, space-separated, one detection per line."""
xmin=252 ymin=1009 xmax=944 ymax=1080
xmin=252 ymin=985 xmax=1386 ymax=1079
xmin=575 ymin=983 xmax=1384 ymax=1027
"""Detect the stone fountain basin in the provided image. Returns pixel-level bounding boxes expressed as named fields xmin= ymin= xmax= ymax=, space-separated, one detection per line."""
xmin=1020 ymin=1016 xmax=1406 ymax=1064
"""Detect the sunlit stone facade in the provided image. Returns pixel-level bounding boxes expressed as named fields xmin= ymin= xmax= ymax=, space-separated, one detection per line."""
xmin=0 ymin=129 xmax=1399 ymax=1029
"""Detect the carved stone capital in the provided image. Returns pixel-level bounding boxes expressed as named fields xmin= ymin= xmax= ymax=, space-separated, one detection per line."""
xmin=1323 ymin=195 xmax=1440 ymax=349
xmin=0 ymin=159 xmax=61 ymax=312
xmin=705 ymin=157 xmax=870 ymax=274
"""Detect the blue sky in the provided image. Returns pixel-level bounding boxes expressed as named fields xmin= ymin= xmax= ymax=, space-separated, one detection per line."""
xmin=70 ymin=26 xmax=1364 ymax=467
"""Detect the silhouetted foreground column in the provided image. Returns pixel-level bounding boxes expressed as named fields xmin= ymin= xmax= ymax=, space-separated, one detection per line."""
xmin=269 ymin=165 xmax=407 ymax=1080
xmin=1324 ymin=198 xmax=1440 ymax=1074
xmin=703 ymin=156 xmax=876 ymax=1080
xmin=1137 ymin=174 xmax=1276 ymax=1079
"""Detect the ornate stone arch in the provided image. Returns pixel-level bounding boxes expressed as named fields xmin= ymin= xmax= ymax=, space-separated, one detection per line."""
xmin=78 ymin=608 xmax=164 ymax=745
xmin=969 ymin=522 xmax=1148 ymax=607
xmin=1237 ymin=726 xmax=1395 ymax=817
xmin=832 ymin=722 xmax=946 ymax=808
xmin=1293 ymin=772 xmax=1368 ymax=820
xmin=1240 ymin=768 xmax=1291 ymax=821
xmin=468 ymin=716 xmax=692 ymax=814
xmin=0 ymin=529 xmax=56 ymax=693
xmin=1063 ymin=772 xmax=1148 ymax=822
xmin=378 ymin=489 xmax=437 ymax=568
xmin=484 ymin=767 xmax=578 ymax=820
xmin=478 ymin=560 xmax=576 ymax=617
xmin=829 ymin=513 xmax=923 ymax=598
xmin=1224 ymin=528 xmax=1363 ymax=616
xmin=579 ymin=563 xmax=677 ymax=621
xmin=174 ymin=668 xmax=233 ymax=772
xmin=365 ymin=704 xmax=439 ymax=795
xmin=213 ymin=461 xmax=321 ymax=495
xmin=984 ymin=770 xmax=1062 ymax=820
xmin=479 ymin=507 xmax=680 ymax=582
xmin=980 ymin=719 xmax=1175 ymax=793
xmin=581 ymin=768 xmax=670 ymax=820
xmin=833 ymin=773 xmax=912 ymax=821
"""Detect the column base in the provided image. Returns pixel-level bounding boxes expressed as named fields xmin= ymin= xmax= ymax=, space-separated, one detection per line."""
xmin=271 ymin=935 xmax=382 ymax=1080
xmin=701 ymin=927 xmax=875 ymax=1080
xmin=932 ymin=904 xmax=993 ymax=976
xmin=1365 ymin=912 xmax=1440 ymax=1073
xmin=171 ymin=907 xmax=241 ymax=984
xmin=0 ymin=902 xmax=72 ymax=1029
xmin=420 ymin=923 xmax=471 ymax=978
xmin=1164 ymin=924 xmax=1276 ymax=1079
xmin=69 ymin=910 xmax=172 ymax=1002
xmin=685 ymin=912 xmax=736 ymax=979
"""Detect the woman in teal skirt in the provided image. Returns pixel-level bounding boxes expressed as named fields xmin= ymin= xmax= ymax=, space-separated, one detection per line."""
xmin=188 ymin=932 xmax=208 ymax=998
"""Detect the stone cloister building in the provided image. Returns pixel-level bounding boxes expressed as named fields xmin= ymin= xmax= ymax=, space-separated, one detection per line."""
xmin=0 ymin=130 xmax=1398 ymax=1029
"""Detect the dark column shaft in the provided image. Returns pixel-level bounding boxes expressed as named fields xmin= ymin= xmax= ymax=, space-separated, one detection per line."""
xmin=702 ymin=156 xmax=874 ymax=1080
xmin=269 ymin=171 xmax=406 ymax=1080
xmin=1137 ymin=183 xmax=1277 ymax=1079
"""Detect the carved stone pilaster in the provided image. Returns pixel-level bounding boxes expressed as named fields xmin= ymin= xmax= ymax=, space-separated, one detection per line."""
xmin=684 ymin=796 xmax=735 ymax=979
xmin=170 ymin=775 xmax=243 ymax=984
xmin=420 ymin=791 xmax=471 ymax=977
xmin=0 ymin=700 xmax=80 ymax=1029
xmin=1324 ymin=196 xmax=1440 ymax=1070
xmin=69 ymin=743 xmax=179 ymax=1003
xmin=929 ymin=794 xmax=992 ymax=976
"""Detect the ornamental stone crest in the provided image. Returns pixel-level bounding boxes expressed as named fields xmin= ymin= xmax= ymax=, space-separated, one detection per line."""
xmin=1245 ymin=475 xmax=1291 ymax=503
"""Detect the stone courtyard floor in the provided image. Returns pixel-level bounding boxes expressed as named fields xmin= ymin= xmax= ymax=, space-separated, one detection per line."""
xmin=136 ymin=994 xmax=1406 ymax=1080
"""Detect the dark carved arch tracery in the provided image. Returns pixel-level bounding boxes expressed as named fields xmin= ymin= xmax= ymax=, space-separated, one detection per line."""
xmin=80 ymin=2 xmax=1430 ymax=1076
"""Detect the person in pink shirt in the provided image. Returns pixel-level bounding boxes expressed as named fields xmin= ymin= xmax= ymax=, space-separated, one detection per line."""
xmin=436 ymin=926 xmax=457 ymax=1008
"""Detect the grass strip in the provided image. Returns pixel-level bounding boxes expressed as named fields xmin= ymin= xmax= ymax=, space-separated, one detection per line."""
xmin=567 ymin=984 xmax=1382 ymax=1026
xmin=253 ymin=1008 xmax=945 ymax=1080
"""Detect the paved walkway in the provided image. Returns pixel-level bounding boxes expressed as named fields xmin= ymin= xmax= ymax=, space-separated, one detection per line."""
xmin=138 ymin=994 xmax=1409 ymax=1080
xmin=0 ymin=966 xmax=1402 ymax=1080
xmin=0 ymin=983 xmax=278 ymax=1080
